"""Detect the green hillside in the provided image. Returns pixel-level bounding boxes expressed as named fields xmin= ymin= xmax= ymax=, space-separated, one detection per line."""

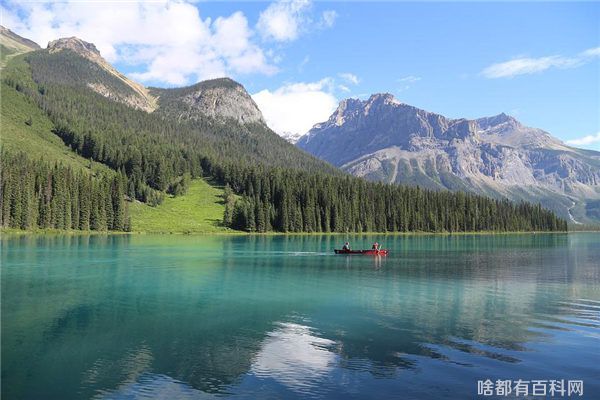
xmin=0 ymin=81 xmax=110 ymax=175
xmin=130 ymin=179 xmax=230 ymax=234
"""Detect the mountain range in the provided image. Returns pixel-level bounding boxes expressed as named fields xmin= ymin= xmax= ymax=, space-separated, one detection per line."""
xmin=297 ymin=94 xmax=600 ymax=223
xmin=1 ymin=27 xmax=334 ymax=174
xmin=0 ymin=26 xmax=573 ymax=232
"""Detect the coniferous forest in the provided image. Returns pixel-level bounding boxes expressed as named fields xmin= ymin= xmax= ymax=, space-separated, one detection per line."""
xmin=217 ymin=167 xmax=566 ymax=232
xmin=0 ymin=50 xmax=568 ymax=233
xmin=1 ymin=152 xmax=129 ymax=231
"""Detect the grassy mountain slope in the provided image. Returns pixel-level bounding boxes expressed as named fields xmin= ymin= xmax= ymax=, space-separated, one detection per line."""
xmin=0 ymin=25 xmax=40 ymax=68
xmin=1 ymin=80 xmax=111 ymax=175
xmin=129 ymin=179 xmax=230 ymax=233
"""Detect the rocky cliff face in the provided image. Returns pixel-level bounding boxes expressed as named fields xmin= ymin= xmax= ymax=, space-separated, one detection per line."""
xmin=47 ymin=37 xmax=101 ymax=59
xmin=151 ymin=78 xmax=265 ymax=125
xmin=298 ymin=94 xmax=600 ymax=223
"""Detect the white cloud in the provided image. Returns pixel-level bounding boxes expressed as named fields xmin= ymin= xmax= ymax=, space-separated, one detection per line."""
xmin=257 ymin=0 xmax=336 ymax=42
xmin=257 ymin=0 xmax=312 ymax=42
xmin=2 ymin=0 xmax=278 ymax=85
xmin=482 ymin=56 xmax=577 ymax=79
xmin=339 ymin=72 xmax=360 ymax=85
xmin=398 ymin=75 xmax=421 ymax=83
xmin=481 ymin=46 xmax=600 ymax=79
xmin=566 ymin=132 xmax=600 ymax=148
xmin=580 ymin=47 xmax=600 ymax=58
xmin=252 ymin=78 xmax=338 ymax=139
xmin=212 ymin=12 xmax=276 ymax=75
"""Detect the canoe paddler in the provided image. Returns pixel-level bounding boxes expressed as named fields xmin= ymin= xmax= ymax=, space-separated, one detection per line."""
xmin=342 ymin=242 xmax=351 ymax=251
xmin=372 ymin=242 xmax=380 ymax=251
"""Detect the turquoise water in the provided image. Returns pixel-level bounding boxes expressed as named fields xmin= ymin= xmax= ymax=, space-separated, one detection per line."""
xmin=2 ymin=233 xmax=599 ymax=399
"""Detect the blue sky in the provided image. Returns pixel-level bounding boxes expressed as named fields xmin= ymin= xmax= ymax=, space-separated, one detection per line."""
xmin=2 ymin=1 xmax=599 ymax=148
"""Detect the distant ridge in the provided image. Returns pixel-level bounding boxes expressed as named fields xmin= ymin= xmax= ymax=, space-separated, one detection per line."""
xmin=298 ymin=93 xmax=600 ymax=223
xmin=0 ymin=25 xmax=40 ymax=67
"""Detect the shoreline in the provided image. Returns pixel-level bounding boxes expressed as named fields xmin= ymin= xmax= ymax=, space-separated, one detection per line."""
xmin=1 ymin=228 xmax=583 ymax=237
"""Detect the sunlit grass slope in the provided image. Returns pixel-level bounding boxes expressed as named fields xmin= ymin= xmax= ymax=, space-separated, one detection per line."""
xmin=130 ymin=179 xmax=235 ymax=233
xmin=1 ymin=82 xmax=110 ymax=175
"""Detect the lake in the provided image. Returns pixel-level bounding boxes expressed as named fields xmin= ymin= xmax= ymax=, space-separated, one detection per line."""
xmin=2 ymin=233 xmax=599 ymax=399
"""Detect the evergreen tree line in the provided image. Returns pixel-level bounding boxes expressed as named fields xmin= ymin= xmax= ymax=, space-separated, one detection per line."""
xmin=0 ymin=152 xmax=130 ymax=231
xmin=216 ymin=166 xmax=567 ymax=232
xmin=1 ymin=52 xmax=568 ymax=233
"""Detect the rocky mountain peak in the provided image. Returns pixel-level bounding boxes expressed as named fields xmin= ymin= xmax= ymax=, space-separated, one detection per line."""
xmin=476 ymin=112 xmax=520 ymax=131
xmin=367 ymin=93 xmax=401 ymax=105
xmin=187 ymin=78 xmax=265 ymax=124
xmin=326 ymin=94 xmax=402 ymax=127
xmin=47 ymin=37 xmax=101 ymax=60
xmin=329 ymin=97 xmax=363 ymax=126
xmin=363 ymin=93 xmax=401 ymax=115
xmin=151 ymin=77 xmax=265 ymax=125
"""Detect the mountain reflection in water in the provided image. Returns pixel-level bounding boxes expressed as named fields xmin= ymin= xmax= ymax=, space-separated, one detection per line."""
xmin=2 ymin=233 xmax=599 ymax=399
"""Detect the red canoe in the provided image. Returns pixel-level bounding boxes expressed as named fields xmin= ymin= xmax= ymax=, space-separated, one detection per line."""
xmin=334 ymin=249 xmax=389 ymax=256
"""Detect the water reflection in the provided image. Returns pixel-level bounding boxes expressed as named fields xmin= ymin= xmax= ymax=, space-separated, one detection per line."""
xmin=2 ymin=233 xmax=599 ymax=399
xmin=251 ymin=322 xmax=336 ymax=392
xmin=97 ymin=373 xmax=214 ymax=400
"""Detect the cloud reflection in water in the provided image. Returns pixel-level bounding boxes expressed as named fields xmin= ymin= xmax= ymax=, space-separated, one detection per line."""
xmin=251 ymin=322 xmax=337 ymax=392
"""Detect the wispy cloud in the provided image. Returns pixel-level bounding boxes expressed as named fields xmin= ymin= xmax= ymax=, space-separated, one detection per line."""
xmin=398 ymin=75 xmax=421 ymax=83
xmin=397 ymin=75 xmax=421 ymax=91
xmin=339 ymin=72 xmax=360 ymax=85
xmin=566 ymin=132 xmax=600 ymax=148
xmin=298 ymin=55 xmax=310 ymax=72
xmin=481 ymin=46 xmax=600 ymax=79
xmin=320 ymin=10 xmax=338 ymax=29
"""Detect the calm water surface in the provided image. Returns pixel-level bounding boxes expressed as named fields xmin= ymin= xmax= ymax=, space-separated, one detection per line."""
xmin=2 ymin=233 xmax=599 ymax=399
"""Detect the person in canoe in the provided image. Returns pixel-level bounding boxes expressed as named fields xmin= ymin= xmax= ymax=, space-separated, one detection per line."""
xmin=342 ymin=242 xmax=351 ymax=251
xmin=372 ymin=242 xmax=380 ymax=251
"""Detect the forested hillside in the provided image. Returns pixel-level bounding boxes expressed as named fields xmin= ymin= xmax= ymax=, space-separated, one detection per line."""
xmin=0 ymin=35 xmax=567 ymax=233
